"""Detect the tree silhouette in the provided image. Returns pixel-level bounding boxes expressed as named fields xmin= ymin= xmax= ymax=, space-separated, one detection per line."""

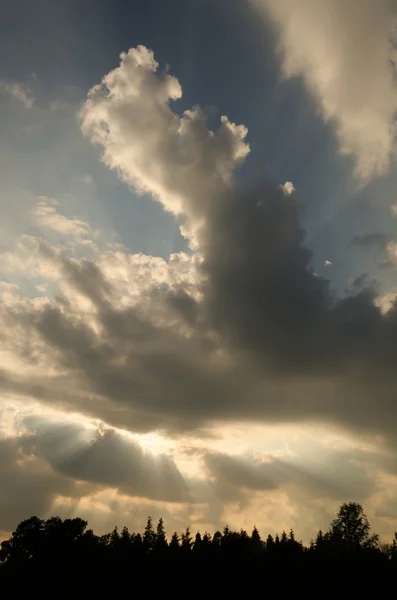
xmin=251 ymin=526 xmax=262 ymax=553
xmin=193 ymin=531 xmax=202 ymax=553
xmin=120 ymin=526 xmax=131 ymax=546
xmin=143 ymin=516 xmax=155 ymax=552
xmin=155 ymin=518 xmax=167 ymax=552
xmin=109 ymin=526 xmax=120 ymax=547
xmin=0 ymin=502 xmax=394 ymax=596
xmin=328 ymin=502 xmax=378 ymax=553
xmin=169 ymin=531 xmax=180 ymax=554
xmin=266 ymin=533 xmax=275 ymax=553
xmin=181 ymin=527 xmax=193 ymax=553
xmin=315 ymin=529 xmax=325 ymax=552
xmin=212 ymin=530 xmax=222 ymax=547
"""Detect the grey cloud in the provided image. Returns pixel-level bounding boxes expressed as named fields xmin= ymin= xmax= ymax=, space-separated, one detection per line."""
xmin=0 ymin=423 xmax=194 ymax=538
xmin=351 ymin=233 xmax=393 ymax=252
xmin=73 ymin=45 xmax=397 ymax=440
xmin=379 ymin=259 xmax=396 ymax=270
xmin=5 ymin=45 xmax=397 ymax=449
xmin=4 ymin=181 xmax=397 ymax=443
xmin=21 ymin=418 xmax=188 ymax=503
xmin=0 ymin=436 xmax=86 ymax=532
xmin=199 ymin=181 xmax=385 ymax=378
xmin=205 ymin=451 xmax=277 ymax=492
xmin=203 ymin=448 xmax=377 ymax=504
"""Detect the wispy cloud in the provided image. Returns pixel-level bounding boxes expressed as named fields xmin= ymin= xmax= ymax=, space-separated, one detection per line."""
xmin=0 ymin=80 xmax=34 ymax=108
xmin=33 ymin=196 xmax=91 ymax=238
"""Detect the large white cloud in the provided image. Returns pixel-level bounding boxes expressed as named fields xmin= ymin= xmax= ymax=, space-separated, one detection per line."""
xmin=254 ymin=0 xmax=397 ymax=181
xmin=80 ymin=45 xmax=249 ymax=241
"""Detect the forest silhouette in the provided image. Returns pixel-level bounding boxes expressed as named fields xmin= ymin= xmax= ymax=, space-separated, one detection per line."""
xmin=1 ymin=502 xmax=397 ymax=597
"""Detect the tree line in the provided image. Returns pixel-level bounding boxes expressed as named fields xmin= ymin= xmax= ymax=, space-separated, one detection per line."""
xmin=1 ymin=502 xmax=397 ymax=596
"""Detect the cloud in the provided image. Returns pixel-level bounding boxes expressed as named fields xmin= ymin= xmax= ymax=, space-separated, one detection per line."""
xmin=351 ymin=233 xmax=397 ymax=270
xmin=0 ymin=435 xmax=87 ymax=531
xmin=351 ymin=233 xmax=393 ymax=250
xmin=351 ymin=232 xmax=393 ymax=251
xmin=1 ymin=46 xmax=397 ymax=448
xmin=33 ymin=196 xmax=91 ymax=238
xmin=4 ymin=32 xmax=397 ymax=544
xmin=21 ymin=418 xmax=188 ymax=503
xmin=254 ymin=0 xmax=397 ymax=181
xmin=0 ymin=80 xmax=34 ymax=108
xmin=203 ymin=447 xmax=377 ymax=504
xmin=281 ymin=181 xmax=295 ymax=195
xmin=0 ymin=405 xmax=194 ymax=536
xmin=1 ymin=405 xmax=395 ymax=542
xmin=80 ymin=45 xmax=249 ymax=244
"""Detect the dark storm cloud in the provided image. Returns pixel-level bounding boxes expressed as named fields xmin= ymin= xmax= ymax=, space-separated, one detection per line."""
xmin=200 ymin=182 xmax=332 ymax=373
xmin=197 ymin=180 xmax=397 ymax=388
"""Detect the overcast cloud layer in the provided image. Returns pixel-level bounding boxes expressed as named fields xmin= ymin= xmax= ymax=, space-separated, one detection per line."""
xmin=3 ymin=5 xmax=397 ymax=543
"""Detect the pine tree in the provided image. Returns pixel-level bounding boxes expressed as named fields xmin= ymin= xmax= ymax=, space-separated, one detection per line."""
xmin=202 ymin=531 xmax=212 ymax=553
xmin=169 ymin=531 xmax=180 ymax=553
xmin=193 ymin=531 xmax=202 ymax=553
xmin=155 ymin=518 xmax=167 ymax=551
xmin=315 ymin=529 xmax=325 ymax=552
xmin=120 ymin=526 xmax=130 ymax=544
xmin=119 ymin=526 xmax=131 ymax=555
xmin=109 ymin=526 xmax=119 ymax=547
xmin=266 ymin=533 xmax=275 ymax=553
xmin=202 ymin=531 xmax=212 ymax=543
xmin=132 ymin=532 xmax=143 ymax=558
xmin=181 ymin=527 xmax=193 ymax=553
xmin=143 ymin=517 xmax=156 ymax=552
xmin=212 ymin=530 xmax=222 ymax=548
xmin=221 ymin=525 xmax=231 ymax=550
xmin=251 ymin=526 xmax=262 ymax=552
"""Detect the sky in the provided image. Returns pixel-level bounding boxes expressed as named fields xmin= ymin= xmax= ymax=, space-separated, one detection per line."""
xmin=2 ymin=0 xmax=397 ymax=544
